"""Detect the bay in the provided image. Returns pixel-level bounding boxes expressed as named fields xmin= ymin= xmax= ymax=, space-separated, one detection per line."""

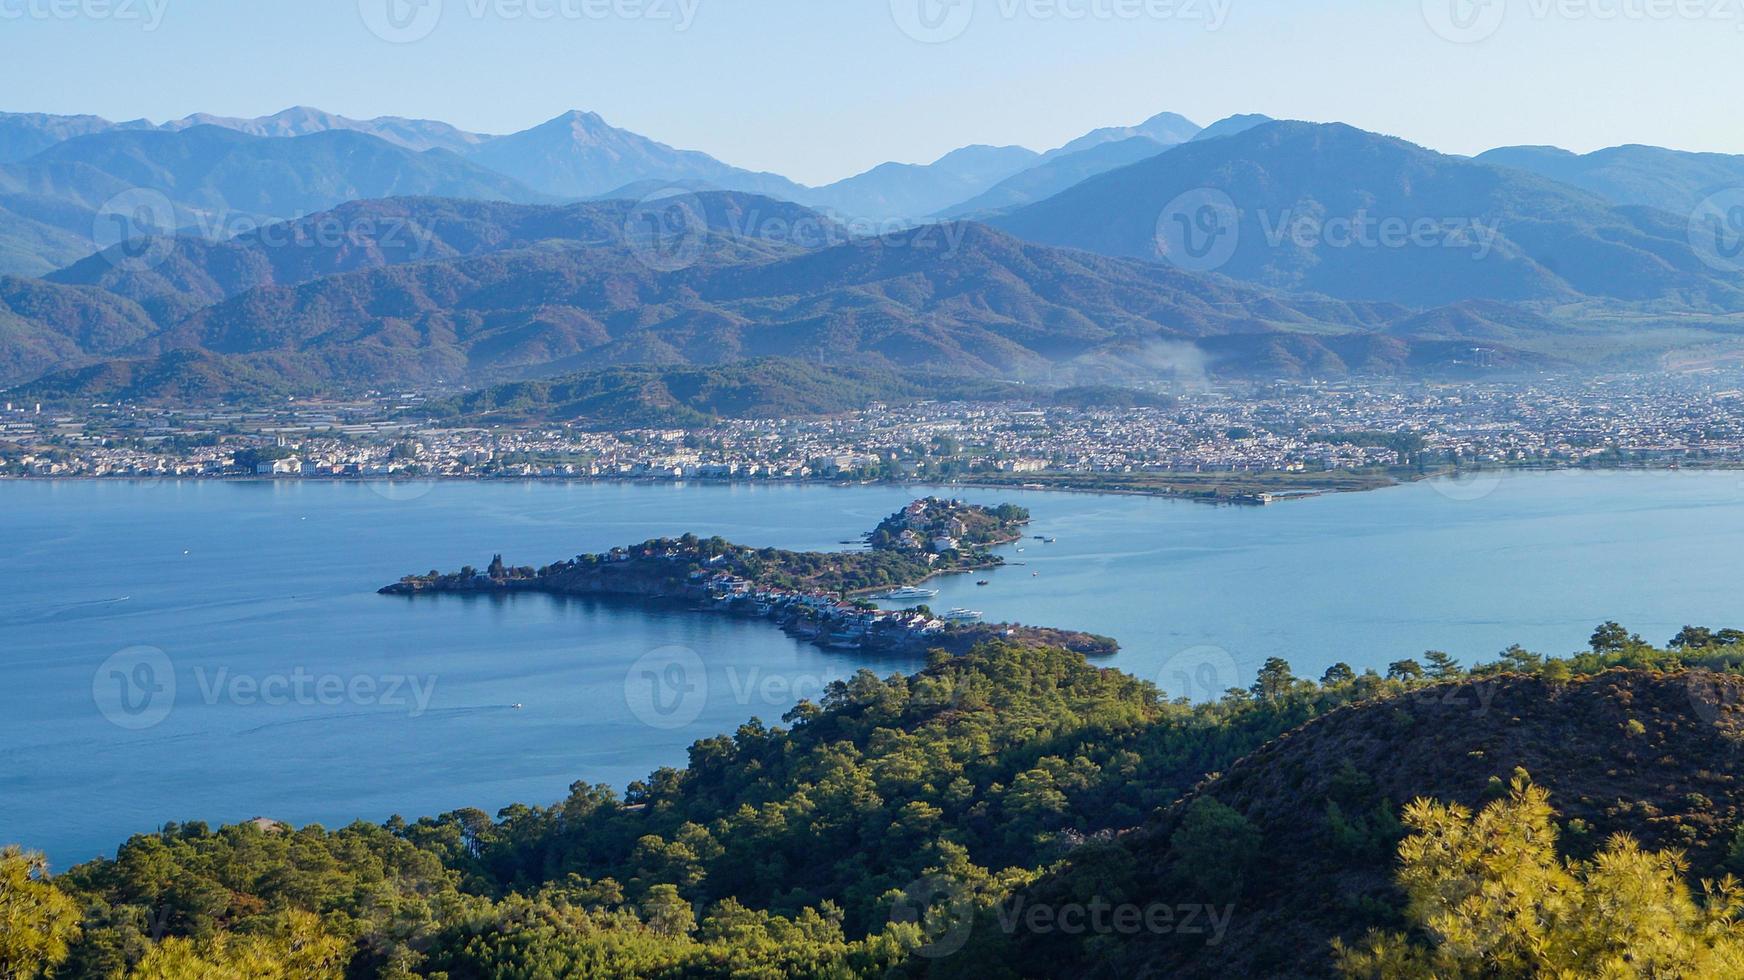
xmin=3 ymin=470 xmax=1740 ymax=863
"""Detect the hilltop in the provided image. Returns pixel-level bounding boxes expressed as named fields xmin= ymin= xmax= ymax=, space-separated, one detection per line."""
xmin=998 ymin=668 xmax=1744 ymax=978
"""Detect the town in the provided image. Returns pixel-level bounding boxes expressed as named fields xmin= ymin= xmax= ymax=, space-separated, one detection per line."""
xmin=7 ymin=374 xmax=1744 ymax=500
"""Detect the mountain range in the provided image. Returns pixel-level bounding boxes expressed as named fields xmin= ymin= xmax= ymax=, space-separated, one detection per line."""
xmin=5 ymin=104 xmax=1744 ymax=403
xmin=11 ymin=194 xmax=1432 ymax=398
xmin=1476 ymin=142 xmax=1744 ymax=215
xmin=992 ymin=121 xmax=1744 ymax=309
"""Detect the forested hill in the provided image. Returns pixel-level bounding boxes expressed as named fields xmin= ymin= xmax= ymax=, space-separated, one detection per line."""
xmin=426 ymin=358 xmax=1026 ymax=426
xmin=11 ymin=628 xmax=1744 ymax=977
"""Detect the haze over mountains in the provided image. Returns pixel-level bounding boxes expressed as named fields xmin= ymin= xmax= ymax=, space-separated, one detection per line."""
xmin=3 ymin=102 xmax=1744 ymax=406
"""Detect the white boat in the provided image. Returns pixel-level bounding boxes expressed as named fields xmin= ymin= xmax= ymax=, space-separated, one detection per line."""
xmin=879 ymin=586 xmax=940 ymax=601
xmin=942 ymin=608 xmax=983 ymax=622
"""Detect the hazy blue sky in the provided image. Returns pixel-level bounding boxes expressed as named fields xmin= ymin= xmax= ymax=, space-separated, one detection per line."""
xmin=1 ymin=0 xmax=1739 ymax=185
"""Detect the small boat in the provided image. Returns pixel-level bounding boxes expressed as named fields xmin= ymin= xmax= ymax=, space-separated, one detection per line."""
xmin=511 ymin=703 xmax=524 ymax=710
xmin=976 ymin=580 xmax=990 ymax=587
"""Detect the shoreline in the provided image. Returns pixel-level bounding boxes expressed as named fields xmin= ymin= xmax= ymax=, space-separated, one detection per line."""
xmin=5 ymin=461 xmax=1743 ymax=505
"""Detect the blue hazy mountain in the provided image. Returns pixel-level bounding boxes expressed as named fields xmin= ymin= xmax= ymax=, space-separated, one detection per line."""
xmin=466 ymin=110 xmax=807 ymax=201
xmin=1477 ymin=143 xmax=1744 ymax=216
xmin=1188 ymin=113 xmax=1275 ymax=142
xmin=1041 ymin=110 xmax=1201 ymax=160
xmin=802 ymin=144 xmax=1041 ymax=221
xmin=992 ymin=120 xmax=1744 ymax=309
xmin=46 ymin=195 xmax=835 ymax=326
xmin=156 ymin=106 xmax=492 ymax=155
xmin=16 ymin=192 xmax=1486 ymax=396
xmin=0 ymin=111 xmax=156 ymax=164
xmin=943 ymin=113 xmax=1265 ymax=218
xmin=0 ymin=125 xmax=543 ymax=242
xmin=941 ymin=137 xmax=1181 ymax=218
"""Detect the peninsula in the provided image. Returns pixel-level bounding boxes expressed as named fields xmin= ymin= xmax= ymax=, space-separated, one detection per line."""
xmin=380 ymin=497 xmax=1117 ymax=657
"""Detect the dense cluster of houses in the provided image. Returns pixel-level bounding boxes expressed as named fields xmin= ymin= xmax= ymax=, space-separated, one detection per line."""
xmin=693 ymin=569 xmax=951 ymax=651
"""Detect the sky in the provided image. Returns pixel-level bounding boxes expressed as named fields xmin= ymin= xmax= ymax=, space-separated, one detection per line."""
xmin=1 ymin=0 xmax=1740 ymax=186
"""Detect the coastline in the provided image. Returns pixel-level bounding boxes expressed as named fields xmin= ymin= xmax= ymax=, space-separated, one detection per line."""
xmin=6 ymin=461 xmax=1743 ymax=506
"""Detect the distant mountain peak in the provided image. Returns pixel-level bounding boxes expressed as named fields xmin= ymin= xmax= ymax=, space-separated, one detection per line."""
xmin=1189 ymin=113 xmax=1277 ymax=142
xmin=1042 ymin=110 xmax=1202 ymax=160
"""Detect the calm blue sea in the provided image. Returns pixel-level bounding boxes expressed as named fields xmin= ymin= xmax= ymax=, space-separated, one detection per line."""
xmin=4 ymin=471 xmax=1741 ymax=863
